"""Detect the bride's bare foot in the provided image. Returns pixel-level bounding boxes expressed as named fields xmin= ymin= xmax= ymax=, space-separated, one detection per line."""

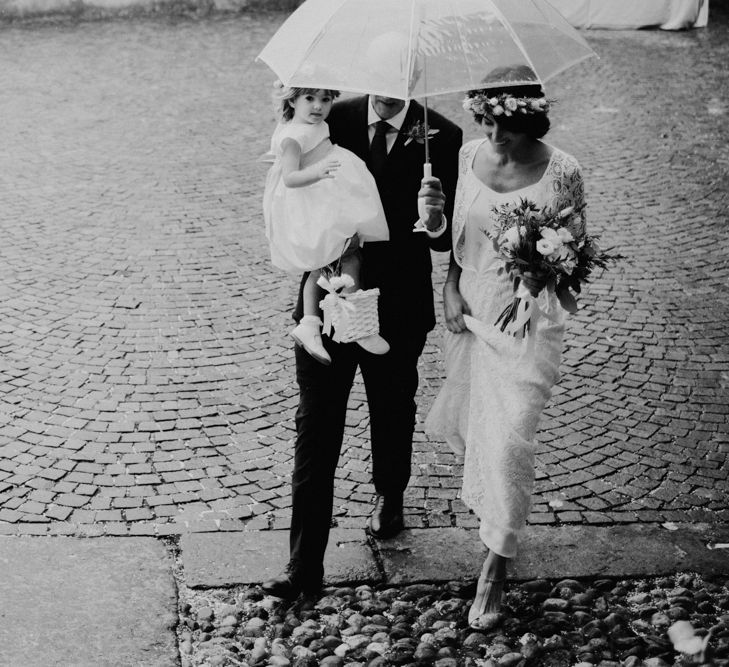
xmin=468 ymin=552 xmax=507 ymax=629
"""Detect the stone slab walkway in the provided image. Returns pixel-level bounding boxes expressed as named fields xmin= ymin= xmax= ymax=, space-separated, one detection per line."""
xmin=180 ymin=524 xmax=729 ymax=589
xmin=0 ymin=536 xmax=178 ymax=667
xmin=0 ymin=526 xmax=727 ymax=665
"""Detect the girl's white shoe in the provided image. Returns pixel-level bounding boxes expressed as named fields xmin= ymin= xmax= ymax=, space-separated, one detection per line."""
xmin=292 ymin=316 xmax=331 ymax=365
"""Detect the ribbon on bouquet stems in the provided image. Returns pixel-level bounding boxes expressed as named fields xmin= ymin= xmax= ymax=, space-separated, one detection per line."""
xmin=317 ymin=275 xmax=356 ymax=342
xmin=502 ymin=282 xmax=561 ymax=357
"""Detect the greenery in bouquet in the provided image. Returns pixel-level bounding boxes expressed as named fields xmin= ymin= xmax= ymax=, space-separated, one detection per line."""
xmin=487 ymin=198 xmax=622 ymax=334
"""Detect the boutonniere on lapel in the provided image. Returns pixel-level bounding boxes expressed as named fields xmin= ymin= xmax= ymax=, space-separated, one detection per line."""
xmin=402 ymin=120 xmax=439 ymax=146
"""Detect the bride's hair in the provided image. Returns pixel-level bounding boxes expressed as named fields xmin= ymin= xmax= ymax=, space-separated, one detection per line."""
xmin=271 ymin=81 xmax=341 ymax=122
xmin=465 ymin=65 xmax=551 ymax=139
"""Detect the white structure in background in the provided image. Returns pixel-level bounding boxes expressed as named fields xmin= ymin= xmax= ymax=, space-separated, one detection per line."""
xmin=548 ymin=0 xmax=708 ymax=30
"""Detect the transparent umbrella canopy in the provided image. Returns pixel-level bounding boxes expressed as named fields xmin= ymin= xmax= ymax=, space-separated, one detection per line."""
xmin=257 ymin=0 xmax=596 ymax=100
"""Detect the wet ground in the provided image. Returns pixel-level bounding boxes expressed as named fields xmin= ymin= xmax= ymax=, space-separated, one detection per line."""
xmin=0 ymin=8 xmax=727 ymax=538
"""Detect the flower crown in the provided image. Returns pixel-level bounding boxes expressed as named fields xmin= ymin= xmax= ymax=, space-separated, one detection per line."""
xmin=463 ymin=91 xmax=550 ymax=118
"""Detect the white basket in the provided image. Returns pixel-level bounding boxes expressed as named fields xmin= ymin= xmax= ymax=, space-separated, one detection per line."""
xmin=320 ymin=288 xmax=381 ymax=343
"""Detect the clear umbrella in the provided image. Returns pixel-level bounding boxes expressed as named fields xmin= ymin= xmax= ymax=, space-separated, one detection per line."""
xmin=257 ymin=0 xmax=596 ymax=166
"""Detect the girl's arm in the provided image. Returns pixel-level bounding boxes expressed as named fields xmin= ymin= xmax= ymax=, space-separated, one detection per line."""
xmin=280 ymin=138 xmax=340 ymax=188
xmin=443 ymin=253 xmax=470 ymax=334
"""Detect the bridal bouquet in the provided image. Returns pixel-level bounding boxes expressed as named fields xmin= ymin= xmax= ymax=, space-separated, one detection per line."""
xmin=488 ymin=198 xmax=621 ymax=335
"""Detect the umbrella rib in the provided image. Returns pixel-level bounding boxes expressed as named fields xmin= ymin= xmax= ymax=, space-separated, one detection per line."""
xmin=283 ymin=0 xmax=346 ymax=87
xmin=406 ymin=0 xmax=418 ymax=99
xmin=488 ymin=0 xmax=542 ymax=83
xmin=451 ymin=0 xmax=477 ymax=92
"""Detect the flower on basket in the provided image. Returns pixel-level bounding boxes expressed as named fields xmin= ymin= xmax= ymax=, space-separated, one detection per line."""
xmin=486 ymin=198 xmax=622 ymax=337
xmin=402 ymin=120 xmax=439 ymax=146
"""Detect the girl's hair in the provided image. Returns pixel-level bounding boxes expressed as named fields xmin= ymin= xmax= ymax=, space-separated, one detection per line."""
xmin=272 ymin=81 xmax=341 ymax=122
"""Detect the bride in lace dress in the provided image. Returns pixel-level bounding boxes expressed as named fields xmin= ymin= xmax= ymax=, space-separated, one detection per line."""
xmin=425 ymin=71 xmax=586 ymax=629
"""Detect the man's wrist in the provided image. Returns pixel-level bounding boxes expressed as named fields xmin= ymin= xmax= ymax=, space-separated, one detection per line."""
xmin=425 ymin=214 xmax=448 ymax=238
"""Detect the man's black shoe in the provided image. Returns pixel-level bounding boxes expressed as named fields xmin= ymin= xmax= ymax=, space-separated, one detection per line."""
xmin=260 ymin=572 xmax=301 ymax=599
xmin=367 ymin=494 xmax=404 ymax=539
xmin=260 ymin=570 xmax=322 ymax=599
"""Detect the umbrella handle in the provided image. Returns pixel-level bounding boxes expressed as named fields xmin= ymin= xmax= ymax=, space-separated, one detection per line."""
xmin=422 ymin=163 xmax=432 ymax=178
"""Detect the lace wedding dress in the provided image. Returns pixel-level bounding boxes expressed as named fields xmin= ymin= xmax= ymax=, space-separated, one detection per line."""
xmin=425 ymin=138 xmax=586 ymax=558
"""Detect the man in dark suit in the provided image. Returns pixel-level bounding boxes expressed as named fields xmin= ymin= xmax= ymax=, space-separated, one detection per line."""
xmin=262 ymin=94 xmax=462 ymax=599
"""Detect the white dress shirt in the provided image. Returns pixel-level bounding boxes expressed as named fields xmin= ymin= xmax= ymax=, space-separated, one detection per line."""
xmin=366 ymin=97 xmax=447 ymax=238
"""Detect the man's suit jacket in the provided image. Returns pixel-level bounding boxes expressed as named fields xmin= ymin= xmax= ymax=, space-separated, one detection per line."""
xmin=296 ymin=96 xmax=462 ymax=338
xmin=329 ymin=97 xmax=462 ymax=337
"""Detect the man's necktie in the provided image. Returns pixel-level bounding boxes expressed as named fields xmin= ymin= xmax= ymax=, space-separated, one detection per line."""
xmin=369 ymin=120 xmax=390 ymax=180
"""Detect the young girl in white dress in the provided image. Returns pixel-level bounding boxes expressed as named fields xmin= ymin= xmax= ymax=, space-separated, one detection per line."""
xmin=262 ymin=83 xmax=390 ymax=365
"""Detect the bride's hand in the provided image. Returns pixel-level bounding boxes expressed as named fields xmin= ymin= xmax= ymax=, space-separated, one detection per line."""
xmin=444 ymin=281 xmax=471 ymax=333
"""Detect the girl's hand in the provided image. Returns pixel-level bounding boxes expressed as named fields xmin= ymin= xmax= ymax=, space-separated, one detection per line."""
xmin=444 ymin=281 xmax=471 ymax=333
xmin=314 ymin=158 xmax=341 ymax=181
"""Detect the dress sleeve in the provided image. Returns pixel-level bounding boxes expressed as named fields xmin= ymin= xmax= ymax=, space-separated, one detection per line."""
xmin=452 ymin=141 xmax=479 ymax=267
xmin=276 ymin=122 xmax=329 ymax=153
xmin=551 ymin=151 xmax=586 ymax=239
xmin=565 ymin=158 xmax=587 ymax=238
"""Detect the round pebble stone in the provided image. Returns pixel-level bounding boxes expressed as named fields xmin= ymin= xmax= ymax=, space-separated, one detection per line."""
xmin=244 ymin=617 xmax=267 ymax=637
xmin=650 ymin=612 xmax=671 ymax=629
xmin=333 ymin=643 xmax=348 ymax=657
xmin=573 ymin=611 xmax=593 ymax=627
xmin=317 ymin=596 xmax=345 ymax=613
xmin=417 ymin=608 xmax=441 ymax=629
xmin=498 ymin=652 xmax=525 ymax=667
xmin=292 ymin=657 xmax=317 ymax=667
xmin=621 ymin=657 xmax=643 ymax=667
xmin=437 ymin=646 xmax=457 ymax=659
xmin=269 ymin=656 xmax=291 ymax=667
xmin=343 ymin=635 xmax=370 ymax=651
xmin=414 ymin=642 xmax=439 ymax=661
xmin=668 ymin=606 xmax=690 ymax=620
xmin=643 ymin=659 xmax=671 ymax=667
xmin=363 ymin=642 xmax=388 ymax=658
xmin=463 ymin=632 xmax=488 ymax=647
xmin=291 ymin=646 xmax=315 ymax=659
xmin=434 ymin=626 xmax=458 ymax=644
xmin=521 ymin=579 xmax=551 ymax=593
xmin=319 ymin=656 xmax=343 ymax=667
xmin=366 ymin=657 xmax=388 ymax=667
xmin=271 ymin=640 xmax=291 ymax=658
xmin=218 ymin=604 xmax=238 ymax=618
xmin=542 ymin=598 xmax=570 ymax=612
xmin=219 ymin=614 xmax=238 ymax=627
xmin=197 ymin=607 xmax=215 ymax=623
xmin=435 ymin=658 xmax=459 ymax=667
xmin=486 ymin=643 xmax=512 ymax=660
xmin=571 ymin=592 xmax=594 ymax=606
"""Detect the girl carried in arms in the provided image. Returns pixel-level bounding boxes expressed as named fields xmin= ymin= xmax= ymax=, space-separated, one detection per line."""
xmin=262 ymin=82 xmax=390 ymax=364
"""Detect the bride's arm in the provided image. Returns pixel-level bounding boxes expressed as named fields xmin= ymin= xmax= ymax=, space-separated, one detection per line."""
xmin=443 ymin=253 xmax=470 ymax=334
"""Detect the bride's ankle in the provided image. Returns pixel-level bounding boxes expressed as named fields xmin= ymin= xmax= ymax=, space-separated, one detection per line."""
xmin=480 ymin=553 xmax=507 ymax=581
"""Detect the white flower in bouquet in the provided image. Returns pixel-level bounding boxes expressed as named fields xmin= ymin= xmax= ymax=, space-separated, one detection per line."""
xmin=501 ymin=225 xmax=523 ymax=249
xmin=536 ymin=238 xmax=556 ymax=256
xmin=557 ymin=227 xmax=574 ymax=243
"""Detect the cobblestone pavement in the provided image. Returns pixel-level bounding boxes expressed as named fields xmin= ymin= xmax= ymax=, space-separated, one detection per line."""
xmin=0 ymin=8 xmax=727 ymax=538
